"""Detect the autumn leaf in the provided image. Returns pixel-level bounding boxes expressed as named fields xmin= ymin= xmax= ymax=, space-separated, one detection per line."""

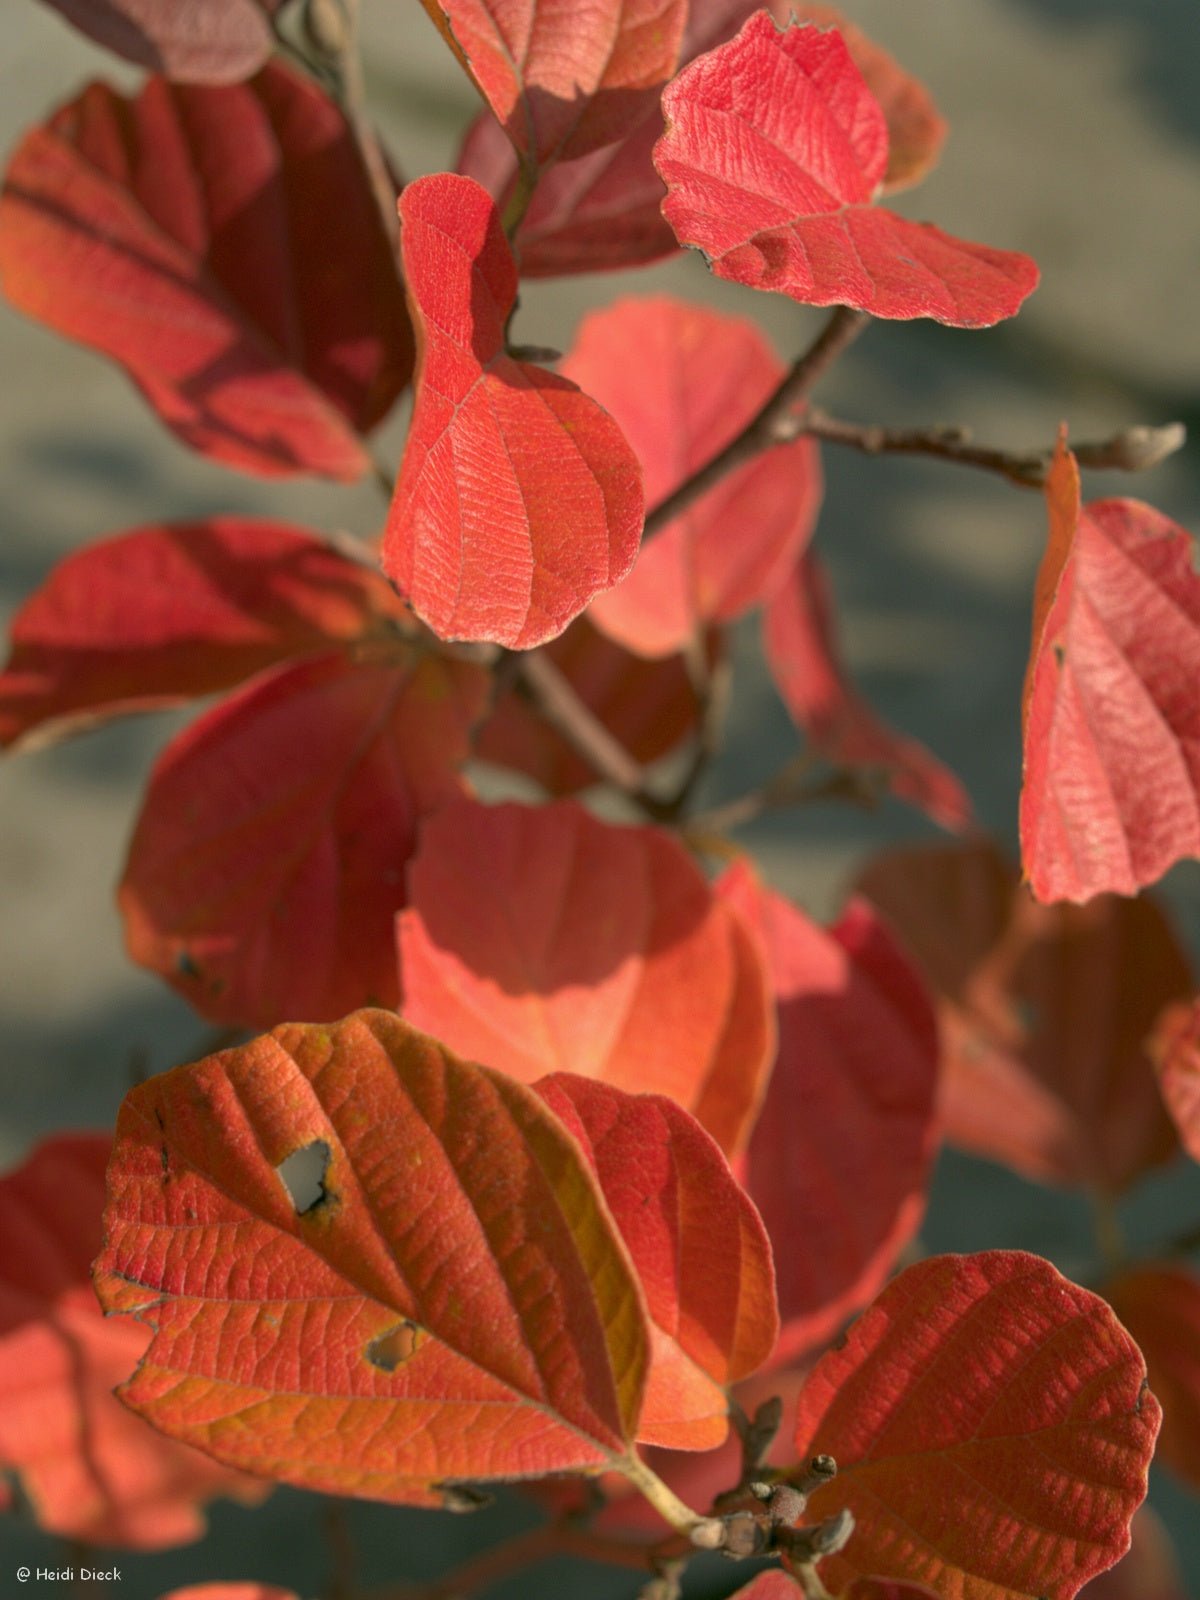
xmin=419 ymin=0 xmax=686 ymax=172
xmin=763 ymin=552 xmax=971 ymax=831
xmin=718 ymin=862 xmax=938 ymax=1361
xmin=1021 ymin=439 xmax=1200 ymax=902
xmin=37 ymin=0 xmax=280 ymax=83
xmin=476 ymin=615 xmax=711 ymax=794
xmin=1077 ymin=1505 xmax=1187 ymax=1600
xmin=158 ymin=1588 xmax=298 ymax=1600
xmin=0 ymin=65 xmax=411 ymax=478
xmin=0 ymin=519 xmax=407 ymax=751
xmin=794 ymin=1252 xmax=1161 ymax=1599
xmin=857 ymin=839 xmax=1189 ymax=1192
xmin=0 ymin=1134 xmax=264 ymax=1546
xmin=120 ymin=648 xmax=489 ymax=1029
xmin=536 ymin=1074 xmax=778 ymax=1448
xmin=724 ymin=1575 xmax=804 ymax=1599
xmin=93 ymin=1012 xmax=654 ymax=1502
xmin=383 ymin=174 xmax=643 ymax=648
xmin=564 ymin=296 xmax=822 ymax=658
xmin=396 ymin=798 xmax=775 ymax=1155
xmin=1106 ymin=1264 xmax=1200 ymax=1493
xmin=1149 ymin=999 xmax=1200 ymax=1163
xmin=654 ymin=12 xmax=1038 ymax=326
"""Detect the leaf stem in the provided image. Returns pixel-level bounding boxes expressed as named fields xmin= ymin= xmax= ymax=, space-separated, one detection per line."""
xmin=642 ymin=306 xmax=870 ymax=539
xmin=620 ymin=1451 xmax=724 ymax=1543
xmin=501 ymin=157 xmax=540 ymax=240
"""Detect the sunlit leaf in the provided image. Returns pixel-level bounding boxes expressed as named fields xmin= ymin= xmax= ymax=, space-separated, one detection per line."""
xmin=0 ymin=66 xmax=411 ymax=478
xmin=94 ymin=1012 xmax=652 ymax=1501
xmin=397 ymin=798 xmax=775 ymax=1155
xmin=794 ymin=1252 xmax=1161 ymax=1599
xmin=1077 ymin=1505 xmax=1187 ymax=1600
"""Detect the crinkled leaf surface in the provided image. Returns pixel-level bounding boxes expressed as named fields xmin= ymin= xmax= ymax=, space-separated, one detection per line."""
xmin=94 ymin=1012 xmax=651 ymax=1502
xmin=654 ymin=13 xmax=1038 ymax=326
xmin=37 ymin=0 xmax=279 ymax=83
xmin=459 ymin=0 xmax=944 ymax=275
xmin=764 ymin=552 xmax=971 ymax=830
xmin=564 ymin=296 xmax=822 ymax=657
xmin=1021 ymin=441 xmax=1200 ymax=902
xmin=397 ymin=798 xmax=774 ymax=1155
xmin=536 ymin=1074 xmax=777 ymax=1448
xmin=718 ymin=862 xmax=938 ymax=1362
xmin=1106 ymin=1264 xmax=1200 ymax=1492
xmin=420 ymin=0 xmax=686 ymax=170
xmin=857 ymin=839 xmax=1189 ymax=1192
xmin=794 ymin=1252 xmax=1161 ymax=1600
xmin=1078 ymin=1506 xmax=1187 ymax=1600
xmin=0 ymin=65 xmax=411 ymax=478
xmin=383 ymin=175 xmax=642 ymax=648
xmin=476 ymin=615 xmax=708 ymax=794
xmin=120 ymin=648 xmax=488 ymax=1029
xmin=0 ymin=1134 xmax=263 ymax=1547
xmin=0 ymin=519 xmax=406 ymax=751
xmin=1149 ymin=999 xmax=1200 ymax=1163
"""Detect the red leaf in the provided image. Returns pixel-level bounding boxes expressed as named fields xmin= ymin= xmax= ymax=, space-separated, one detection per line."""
xmin=718 ymin=862 xmax=938 ymax=1362
xmin=793 ymin=1252 xmax=1161 ymax=1600
xmin=856 ymin=839 xmax=1189 ymax=1192
xmin=458 ymin=0 xmax=945 ymax=276
xmin=724 ymin=1576 xmax=804 ymax=1599
xmin=785 ymin=5 xmax=946 ymax=194
xmin=1078 ymin=1506 xmax=1187 ymax=1600
xmin=0 ymin=66 xmax=411 ymax=479
xmin=159 ymin=1589 xmax=297 ymax=1600
xmin=120 ymin=648 xmax=488 ymax=1029
xmin=382 ymin=174 xmax=643 ymax=648
xmin=93 ymin=1012 xmax=652 ymax=1502
xmin=654 ymin=13 xmax=1038 ymax=326
xmin=1149 ymin=999 xmax=1200 ymax=1163
xmin=764 ymin=553 xmax=971 ymax=831
xmin=396 ymin=798 xmax=775 ymax=1155
xmin=419 ymin=0 xmax=686 ymax=171
xmin=0 ymin=520 xmax=406 ymax=751
xmin=536 ymin=1074 xmax=778 ymax=1448
xmin=0 ymin=1134 xmax=264 ymax=1547
xmin=562 ymin=296 xmax=822 ymax=657
xmin=1106 ymin=1264 xmax=1200 ymax=1492
xmin=841 ymin=1584 xmax=940 ymax=1600
xmin=37 ymin=0 xmax=278 ymax=83
xmin=476 ymin=616 xmax=710 ymax=794
xmin=1021 ymin=440 xmax=1200 ymax=901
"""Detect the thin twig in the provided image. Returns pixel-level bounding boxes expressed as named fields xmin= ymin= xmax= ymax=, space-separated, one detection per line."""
xmin=642 ymin=307 xmax=870 ymax=539
xmin=800 ymin=410 xmax=1186 ymax=489
xmin=685 ymin=754 xmax=883 ymax=838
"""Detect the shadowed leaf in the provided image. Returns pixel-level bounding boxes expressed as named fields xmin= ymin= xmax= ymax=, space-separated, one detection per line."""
xmin=1106 ymin=1264 xmax=1200 ymax=1493
xmin=37 ymin=0 xmax=279 ymax=83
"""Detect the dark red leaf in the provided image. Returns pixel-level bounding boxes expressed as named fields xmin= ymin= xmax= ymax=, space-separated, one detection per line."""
xmin=1149 ymin=999 xmax=1200 ymax=1163
xmin=119 ymin=648 xmax=489 ymax=1029
xmin=419 ymin=0 xmax=687 ymax=171
xmin=536 ymin=1075 xmax=777 ymax=1448
xmin=1106 ymin=1264 xmax=1200 ymax=1492
xmin=94 ymin=1013 xmax=652 ymax=1502
xmin=0 ymin=66 xmax=411 ymax=479
xmin=382 ymin=174 xmax=643 ymax=648
xmin=38 ymin=0 xmax=278 ymax=83
xmin=1078 ymin=1506 xmax=1187 ymax=1600
xmin=0 ymin=1134 xmax=264 ymax=1546
xmin=794 ymin=1252 xmax=1161 ymax=1600
xmin=1021 ymin=439 xmax=1200 ymax=902
xmin=396 ymin=798 xmax=775 ymax=1156
xmin=0 ymin=520 xmax=406 ymax=751
xmin=476 ymin=616 xmax=710 ymax=794
xmin=718 ymin=861 xmax=938 ymax=1362
xmin=562 ymin=296 xmax=821 ymax=657
xmin=857 ymin=839 xmax=1190 ymax=1192
xmin=655 ymin=12 xmax=1038 ymax=326
xmin=763 ymin=553 xmax=971 ymax=831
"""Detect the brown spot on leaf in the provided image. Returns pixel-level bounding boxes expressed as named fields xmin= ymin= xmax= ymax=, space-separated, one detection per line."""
xmin=365 ymin=1320 xmax=425 ymax=1371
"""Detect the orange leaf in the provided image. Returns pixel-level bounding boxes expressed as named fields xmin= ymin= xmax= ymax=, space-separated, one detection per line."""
xmin=794 ymin=1252 xmax=1161 ymax=1600
xmin=0 ymin=1134 xmax=264 ymax=1547
xmin=93 ymin=1012 xmax=651 ymax=1502
xmin=396 ymin=798 xmax=775 ymax=1155
xmin=383 ymin=175 xmax=643 ymax=648
xmin=0 ymin=66 xmax=411 ymax=478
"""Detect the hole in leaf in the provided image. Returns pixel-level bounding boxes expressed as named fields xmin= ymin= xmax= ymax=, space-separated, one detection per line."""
xmin=365 ymin=1320 xmax=424 ymax=1371
xmin=276 ymin=1140 xmax=333 ymax=1215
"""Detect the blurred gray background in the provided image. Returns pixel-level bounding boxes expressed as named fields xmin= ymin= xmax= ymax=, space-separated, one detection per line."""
xmin=2 ymin=1 xmax=1199 ymax=1595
